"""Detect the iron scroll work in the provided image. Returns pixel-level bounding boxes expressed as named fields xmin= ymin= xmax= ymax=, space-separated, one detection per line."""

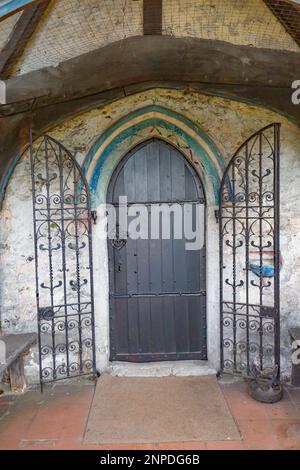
xmin=219 ymin=124 xmax=281 ymax=380
xmin=30 ymin=131 xmax=96 ymax=387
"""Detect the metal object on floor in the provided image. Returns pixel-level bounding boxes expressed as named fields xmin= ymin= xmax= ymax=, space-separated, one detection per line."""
xmin=219 ymin=124 xmax=281 ymax=382
xmin=289 ymin=328 xmax=300 ymax=387
xmin=29 ymin=131 xmax=96 ymax=389
xmin=248 ymin=364 xmax=283 ymax=403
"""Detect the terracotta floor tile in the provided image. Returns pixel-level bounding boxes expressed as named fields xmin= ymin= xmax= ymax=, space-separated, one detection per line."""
xmin=1 ymin=381 xmax=300 ymax=451
xmin=0 ymin=405 xmax=10 ymax=420
xmin=271 ymin=419 xmax=300 ymax=441
xmin=206 ymin=440 xmax=245 ymax=450
xmin=237 ymin=419 xmax=279 ymax=450
xmin=0 ymin=436 xmax=21 ymax=450
xmin=276 ymin=438 xmax=300 ymax=450
xmin=287 ymin=387 xmax=300 ymax=404
xmin=0 ymin=408 xmax=36 ymax=438
xmin=156 ymin=441 xmax=206 ymax=450
xmin=60 ymin=416 xmax=89 ymax=438
xmin=220 ymin=381 xmax=248 ymax=393
xmin=19 ymin=439 xmax=58 ymax=450
xmin=265 ymin=402 xmax=300 ymax=420
xmin=225 ymin=397 xmax=268 ymax=422
xmin=24 ymin=413 xmax=66 ymax=440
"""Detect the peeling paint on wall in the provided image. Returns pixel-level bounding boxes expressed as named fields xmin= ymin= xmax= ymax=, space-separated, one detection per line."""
xmin=1 ymin=89 xmax=300 ymax=382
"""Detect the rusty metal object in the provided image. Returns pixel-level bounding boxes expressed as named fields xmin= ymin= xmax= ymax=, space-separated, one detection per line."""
xmin=289 ymin=328 xmax=300 ymax=386
xmin=248 ymin=364 xmax=283 ymax=403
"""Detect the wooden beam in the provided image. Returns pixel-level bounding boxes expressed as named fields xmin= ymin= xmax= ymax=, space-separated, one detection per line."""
xmin=4 ymin=36 xmax=300 ymax=108
xmin=143 ymin=0 xmax=162 ymax=35
xmin=0 ymin=0 xmax=50 ymax=79
xmin=0 ymin=0 xmax=41 ymax=21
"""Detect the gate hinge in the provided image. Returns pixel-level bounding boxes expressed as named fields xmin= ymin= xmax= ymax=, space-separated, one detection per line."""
xmin=214 ymin=209 xmax=220 ymax=223
xmin=91 ymin=210 xmax=97 ymax=225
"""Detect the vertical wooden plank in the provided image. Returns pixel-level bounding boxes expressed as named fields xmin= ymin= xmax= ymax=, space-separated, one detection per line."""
xmin=171 ymin=150 xmax=186 ymax=201
xmin=143 ymin=0 xmax=162 ymax=35
xmin=147 ymin=140 xmax=160 ymax=202
xmin=162 ymin=296 xmax=176 ymax=353
xmin=150 ymin=297 xmax=165 ymax=353
xmin=174 ymin=297 xmax=190 ymax=354
xmin=188 ymin=297 xmax=201 ymax=353
xmin=112 ymin=165 xmax=125 ymax=203
xmin=114 ymin=298 xmax=129 ymax=355
xmin=134 ymin=146 xmax=148 ymax=202
xmin=127 ymin=297 xmax=140 ymax=355
xmin=138 ymin=297 xmax=152 ymax=353
xmin=159 ymin=143 xmax=172 ymax=202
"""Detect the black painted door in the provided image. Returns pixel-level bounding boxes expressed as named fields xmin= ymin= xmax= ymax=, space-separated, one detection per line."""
xmin=108 ymin=139 xmax=206 ymax=362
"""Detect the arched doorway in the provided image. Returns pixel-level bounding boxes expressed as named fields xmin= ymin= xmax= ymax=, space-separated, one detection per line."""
xmin=107 ymin=139 xmax=207 ymax=362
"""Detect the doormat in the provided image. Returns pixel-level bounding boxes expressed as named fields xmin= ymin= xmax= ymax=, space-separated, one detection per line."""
xmin=84 ymin=374 xmax=240 ymax=444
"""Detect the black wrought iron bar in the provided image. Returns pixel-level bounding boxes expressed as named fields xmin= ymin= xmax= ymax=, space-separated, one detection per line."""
xmin=110 ymin=291 xmax=206 ymax=298
xmin=72 ymin=163 xmax=83 ymax=374
xmin=111 ymin=200 xmax=203 ymax=206
xmin=44 ymin=136 xmax=57 ymax=380
xmin=245 ymin=142 xmax=250 ymax=375
xmin=232 ymin=162 xmax=237 ymax=372
xmin=219 ymin=183 xmax=224 ymax=373
xmin=30 ymin=132 xmax=44 ymax=391
xmin=86 ymin=188 xmax=97 ymax=376
xmin=274 ymin=124 xmax=281 ymax=382
xmin=221 ymin=216 xmax=274 ymax=220
xmin=258 ymin=132 xmax=264 ymax=371
xmin=35 ymin=207 xmax=88 ymax=211
xmin=58 ymin=145 xmax=70 ymax=376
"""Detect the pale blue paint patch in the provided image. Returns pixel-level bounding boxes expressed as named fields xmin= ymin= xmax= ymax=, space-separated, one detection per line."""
xmin=0 ymin=153 xmax=21 ymax=204
xmin=0 ymin=0 xmax=33 ymax=19
xmin=0 ymin=106 xmax=225 ymax=207
xmin=83 ymin=105 xmax=224 ymax=172
xmin=85 ymin=106 xmax=225 ymax=206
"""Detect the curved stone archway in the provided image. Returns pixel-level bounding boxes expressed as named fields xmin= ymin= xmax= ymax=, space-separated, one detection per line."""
xmin=84 ymin=105 xmax=225 ymax=206
xmin=88 ymin=106 xmax=223 ymax=373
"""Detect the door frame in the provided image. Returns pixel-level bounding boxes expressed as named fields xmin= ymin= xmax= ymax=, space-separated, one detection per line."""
xmin=89 ymin=130 xmax=222 ymax=374
xmin=106 ymin=138 xmax=207 ymax=363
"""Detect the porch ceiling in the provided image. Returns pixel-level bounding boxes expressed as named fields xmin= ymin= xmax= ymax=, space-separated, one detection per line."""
xmin=1 ymin=1 xmax=300 ymax=78
xmin=0 ymin=35 xmax=299 ymax=195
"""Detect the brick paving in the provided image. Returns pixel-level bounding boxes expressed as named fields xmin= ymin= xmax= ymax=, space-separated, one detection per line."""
xmin=0 ymin=378 xmax=300 ymax=450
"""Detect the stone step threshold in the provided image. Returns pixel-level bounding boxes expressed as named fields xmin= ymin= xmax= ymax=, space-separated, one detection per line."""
xmin=108 ymin=360 xmax=217 ymax=377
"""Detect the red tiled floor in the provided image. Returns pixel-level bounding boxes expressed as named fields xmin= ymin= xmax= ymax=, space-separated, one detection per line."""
xmin=286 ymin=387 xmax=300 ymax=404
xmin=264 ymin=401 xmax=300 ymax=420
xmin=1 ymin=378 xmax=300 ymax=450
xmin=156 ymin=441 xmax=206 ymax=450
xmin=206 ymin=440 xmax=245 ymax=450
xmin=237 ymin=419 xmax=278 ymax=450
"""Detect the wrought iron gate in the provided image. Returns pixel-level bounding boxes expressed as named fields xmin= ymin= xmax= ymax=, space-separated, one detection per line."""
xmin=30 ymin=131 xmax=96 ymax=387
xmin=219 ymin=124 xmax=280 ymax=379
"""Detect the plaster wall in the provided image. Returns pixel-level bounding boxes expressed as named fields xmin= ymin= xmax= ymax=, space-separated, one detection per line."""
xmin=1 ymin=89 xmax=300 ymax=383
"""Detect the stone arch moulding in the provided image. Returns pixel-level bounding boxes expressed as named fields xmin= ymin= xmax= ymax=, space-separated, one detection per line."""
xmin=83 ymin=105 xmax=225 ymax=207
